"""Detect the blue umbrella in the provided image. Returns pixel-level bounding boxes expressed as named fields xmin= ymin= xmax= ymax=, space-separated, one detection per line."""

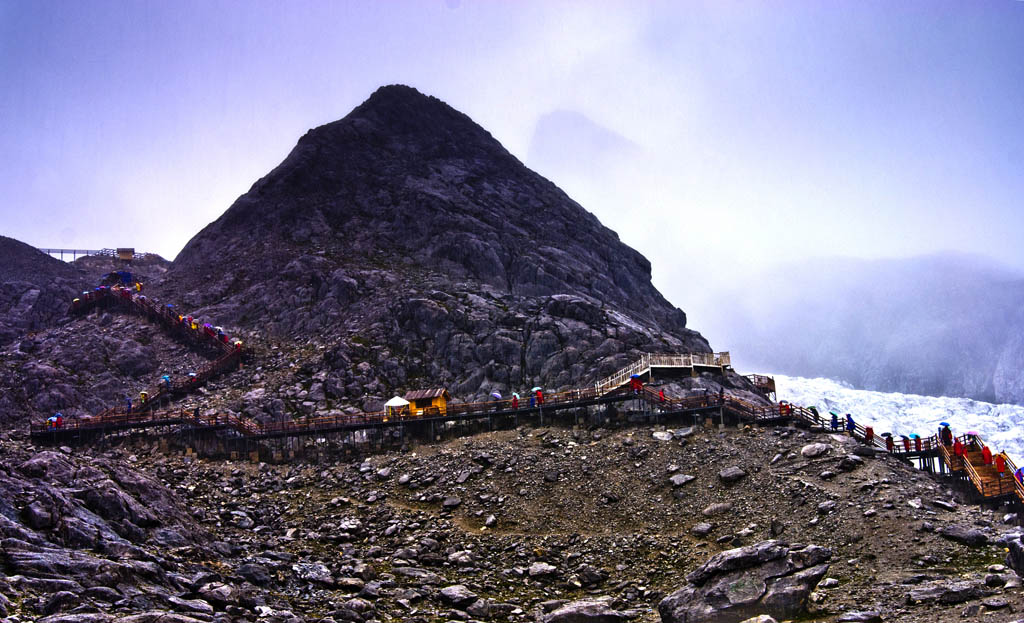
xmin=490 ymin=391 xmax=502 ymax=399
xmin=630 ymin=374 xmax=640 ymax=379
xmin=909 ymin=434 xmax=920 ymax=439
xmin=940 ymin=422 xmax=950 ymax=427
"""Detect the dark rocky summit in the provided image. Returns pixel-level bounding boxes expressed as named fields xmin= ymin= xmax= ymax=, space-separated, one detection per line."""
xmin=159 ymin=84 xmax=711 ymax=406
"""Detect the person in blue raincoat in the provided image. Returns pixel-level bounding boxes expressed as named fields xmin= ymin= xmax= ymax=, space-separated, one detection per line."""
xmin=830 ymin=412 xmax=839 ymax=431
xmin=845 ymin=413 xmax=855 ymax=434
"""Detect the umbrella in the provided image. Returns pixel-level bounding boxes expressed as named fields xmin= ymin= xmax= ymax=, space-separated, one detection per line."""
xmin=490 ymin=392 xmax=502 ymax=399
xmin=188 ymin=372 xmax=197 ymax=379
xmin=829 ymin=410 xmax=840 ymax=417
xmin=531 ymin=387 xmax=542 ymax=392
xmin=908 ymin=434 xmax=920 ymax=439
xmin=630 ymin=374 xmax=640 ymax=379
xmin=512 ymin=392 xmax=520 ymax=399
xmin=940 ymin=422 xmax=950 ymax=427
xmin=47 ymin=416 xmax=57 ymax=423
xmin=880 ymin=432 xmax=892 ymax=437
xmin=967 ymin=431 xmax=979 ymax=436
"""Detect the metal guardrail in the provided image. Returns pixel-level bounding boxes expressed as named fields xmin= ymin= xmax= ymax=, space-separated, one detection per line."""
xmin=39 ymin=247 xmax=157 ymax=262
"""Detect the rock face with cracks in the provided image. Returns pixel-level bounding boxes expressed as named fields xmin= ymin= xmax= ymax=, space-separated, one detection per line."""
xmin=658 ymin=540 xmax=831 ymax=623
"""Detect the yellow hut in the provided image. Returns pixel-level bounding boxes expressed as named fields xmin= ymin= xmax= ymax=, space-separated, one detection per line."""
xmin=404 ymin=388 xmax=450 ymax=416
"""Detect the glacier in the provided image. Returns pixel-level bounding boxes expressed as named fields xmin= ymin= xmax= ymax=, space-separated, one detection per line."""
xmin=774 ymin=374 xmax=1024 ymax=465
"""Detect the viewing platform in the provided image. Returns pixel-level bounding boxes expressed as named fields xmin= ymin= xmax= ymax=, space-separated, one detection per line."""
xmin=594 ymin=352 xmax=731 ymax=393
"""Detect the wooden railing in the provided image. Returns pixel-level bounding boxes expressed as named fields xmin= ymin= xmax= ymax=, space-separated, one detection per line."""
xmin=593 ymin=351 xmax=731 ymax=394
xmin=65 ymin=284 xmax=243 ymax=416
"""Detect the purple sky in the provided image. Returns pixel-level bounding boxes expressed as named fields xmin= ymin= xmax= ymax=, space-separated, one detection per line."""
xmin=2 ymin=1 xmax=1023 ymax=328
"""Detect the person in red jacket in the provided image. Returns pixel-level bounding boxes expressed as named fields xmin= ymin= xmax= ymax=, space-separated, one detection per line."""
xmin=996 ymin=453 xmax=1007 ymax=478
xmin=659 ymin=389 xmax=665 ymax=402
xmin=982 ymin=445 xmax=993 ymax=466
xmin=511 ymin=394 xmax=519 ymax=409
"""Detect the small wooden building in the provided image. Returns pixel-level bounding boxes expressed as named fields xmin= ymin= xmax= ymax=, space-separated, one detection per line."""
xmin=404 ymin=388 xmax=450 ymax=416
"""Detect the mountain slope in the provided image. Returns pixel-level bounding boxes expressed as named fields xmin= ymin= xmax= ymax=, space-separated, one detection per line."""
xmin=0 ymin=235 xmax=88 ymax=346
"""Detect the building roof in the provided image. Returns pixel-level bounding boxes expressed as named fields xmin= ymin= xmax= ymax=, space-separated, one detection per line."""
xmin=404 ymin=388 xmax=449 ymax=401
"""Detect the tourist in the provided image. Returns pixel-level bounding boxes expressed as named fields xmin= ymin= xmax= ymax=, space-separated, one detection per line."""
xmin=982 ymin=445 xmax=993 ymax=466
xmin=996 ymin=453 xmax=1006 ymax=478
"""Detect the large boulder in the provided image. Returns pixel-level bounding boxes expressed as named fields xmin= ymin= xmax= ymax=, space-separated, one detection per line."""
xmin=938 ymin=524 xmax=988 ymax=547
xmin=1006 ymin=535 xmax=1024 ymax=576
xmin=542 ymin=599 xmax=629 ymax=623
xmin=658 ymin=541 xmax=831 ymax=623
xmin=800 ymin=443 xmax=830 ymax=458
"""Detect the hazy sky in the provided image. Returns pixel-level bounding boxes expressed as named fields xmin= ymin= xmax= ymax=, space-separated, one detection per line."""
xmin=2 ymin=0 xmax=1023 ymax=334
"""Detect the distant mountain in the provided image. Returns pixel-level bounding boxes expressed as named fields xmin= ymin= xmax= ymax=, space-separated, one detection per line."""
xmin=526 ymin=109 xmax=639 ymax=183
xmin=702 ymin=253 xmax=1024 ymax=404
xmin=161 ymin=85 xmax=727 ymax=410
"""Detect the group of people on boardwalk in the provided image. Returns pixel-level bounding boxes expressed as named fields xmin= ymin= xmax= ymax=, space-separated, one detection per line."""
xmin=67 ymin=279 xmax=244 ymax=422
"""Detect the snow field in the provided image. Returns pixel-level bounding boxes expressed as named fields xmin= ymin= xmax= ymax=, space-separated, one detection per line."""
xmin=773 ymin=374 xmax=1024 ymax=465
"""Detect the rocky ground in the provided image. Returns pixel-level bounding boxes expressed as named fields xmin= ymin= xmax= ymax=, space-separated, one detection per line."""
xmin=6 ymin=420 xmax=1024 ymax=622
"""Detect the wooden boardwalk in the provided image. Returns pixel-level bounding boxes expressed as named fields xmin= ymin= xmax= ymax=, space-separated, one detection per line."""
xmin=29 ymin=285 xmax=1024 ymax=508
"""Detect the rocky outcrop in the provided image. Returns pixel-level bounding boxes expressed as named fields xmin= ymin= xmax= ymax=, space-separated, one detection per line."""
xmin=0 ymin=438 xmax=212 ymax=619
xmin=658 ymin=540 xmax=830 ymax=623
xmin=0 ymin=236 xmax=88 ymax=347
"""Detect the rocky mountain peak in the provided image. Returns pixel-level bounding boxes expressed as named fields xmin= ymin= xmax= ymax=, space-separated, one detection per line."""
xmin=172 ymin=84 xmax=680 ymax=325
xmin=155 ymin=85 xmax=716 ymax=403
